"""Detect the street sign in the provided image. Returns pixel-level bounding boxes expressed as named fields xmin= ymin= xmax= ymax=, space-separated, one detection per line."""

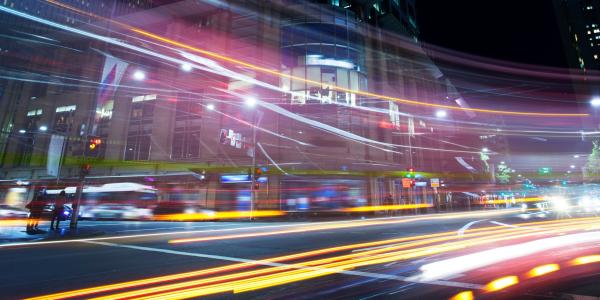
xmin=538 ymin=167 xmax=552 ymax=175
xmin=430 ymin=178 xmax=440 ymax=188
xmin=402 ymin=178 xmax=413 ymax=188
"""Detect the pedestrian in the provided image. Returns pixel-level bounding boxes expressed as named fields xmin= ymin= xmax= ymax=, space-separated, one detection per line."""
xmin=50 ymin=191 xmax=66 ymax=230
xmin=26 ymin=189 xmax=46 ymax=234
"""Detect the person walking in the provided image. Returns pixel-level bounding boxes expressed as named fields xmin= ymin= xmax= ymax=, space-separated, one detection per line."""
xmin=26 ymin=189 xmax=46 ymax=234
xmin=50 ymin=191 xmax=66 ymax=230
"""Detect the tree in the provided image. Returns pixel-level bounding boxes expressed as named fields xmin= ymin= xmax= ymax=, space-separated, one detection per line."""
xmin=495 ymin=163 xmax=511 ymax=184
xmin=584 ymin=139 xmax=600 ymax=182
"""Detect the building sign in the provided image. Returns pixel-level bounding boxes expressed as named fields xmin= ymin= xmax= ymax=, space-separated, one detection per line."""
xmin=92 ymin=54 xmax=128 ymax=135
xmin=47 ymin=135 xmax=66 ymax=177
xmin=402 ymin=178 xmax=413 ymax=188
xmin=430 ymin=178 xmax=440 ymax=188
xmin=220 ymin=174 xmax=267 ymax=183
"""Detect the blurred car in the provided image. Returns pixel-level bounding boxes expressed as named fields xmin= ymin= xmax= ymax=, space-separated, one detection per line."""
xmin=41 ymin=204 xmax=73 ymax=221
xmin=80 ymin=204 xmax=152 ymax=220
xmin=153 ymin=202 xmax=216 ymax=221
xmin=0 ymin=205 xmax=29 ymax=219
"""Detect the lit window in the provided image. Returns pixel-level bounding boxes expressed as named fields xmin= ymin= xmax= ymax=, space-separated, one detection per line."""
xmin=55 ymin=105 xmax=76 ymax=112
xmin=594 ymin=54 xmax=598 ymax=59
xmin=132 ymin=94 xmax=157 ymax=102
xmin=26 ymin=109 xmax=42 ymax=116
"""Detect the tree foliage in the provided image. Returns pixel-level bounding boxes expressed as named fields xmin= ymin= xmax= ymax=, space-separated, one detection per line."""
xmin=584 ymin=139 xmax=600 ymax=182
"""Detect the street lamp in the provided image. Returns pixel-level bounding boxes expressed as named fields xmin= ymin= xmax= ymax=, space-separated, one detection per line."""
xmin=18 ymin=129 xmax=26 ymax=134
xmin=435 ymin=110 xmax=447 ymax=118
xmin=482 ymin=147 xmax=489 ymax=153
xmin=180 ymin=63 xmax=192 ymax=72
xmin=206 ymin=103 xmax=215 ymax=110
xmin=132 ymin=70 xmax=146 ymax=81
xmin=39 ymin=125 xmax=48 ymax=132
xmin=570 ymin=164 xmax=576 ymax=169
xmin=591 ymin=97 xmax=600 ymax=107
xmin=574 ymin=154 xmax=580 ymax=158
xmin=245 ymin=96 xmax=257 ymax=108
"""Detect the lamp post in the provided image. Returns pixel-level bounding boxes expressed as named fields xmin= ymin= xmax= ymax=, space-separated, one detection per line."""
xmin=245 ymin=97 xmax=262 ymax=219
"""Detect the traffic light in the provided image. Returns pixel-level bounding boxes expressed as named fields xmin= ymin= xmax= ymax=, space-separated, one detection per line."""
xmin=405 ymin=167 xmax=415 ymax=178
xmin=253 ymin=167 xmax=262 ymax=180
xmin=88 ymin=137 xmax=102 ymax=151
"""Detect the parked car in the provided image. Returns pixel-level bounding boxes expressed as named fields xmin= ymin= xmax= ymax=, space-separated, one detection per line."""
xmin=0 ymin=205 xmax=29 ymax=219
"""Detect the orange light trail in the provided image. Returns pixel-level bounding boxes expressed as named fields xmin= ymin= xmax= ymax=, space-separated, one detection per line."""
xmin=484 ymin=275 xmax=519 ymax=292
xmin=27 ymin=217 xmax=600 ymax=300
xmin=526 ymin=263 xmax=560 ymax=278
xmin=44 ymin=0 xmax=588 ymax=118
xmin=167 ymin=209 xmax=523 ymax=244
xmin=341 ymin=204 xmax=432 ymax=212
xmin=153 ymin=210 xmax=284 ymax=221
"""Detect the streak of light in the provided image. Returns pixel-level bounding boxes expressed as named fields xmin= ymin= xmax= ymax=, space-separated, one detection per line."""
xmin=483 ymin=197 xmax=542 ymax=205
xmin=153 ymin=210 xmax=284 ymax=221
xmin=167 ymin=209 xmax=524 ymax=244
xmin=43 ymin=0 xmax=589 ymax=117
xmin=414 ymin=230 xmax=600 ymax=281
xmin=341 ymin=204 xmax=432 ymax=212
xmin=570 ymin=254 xmax=600 ymax=266
xmin=526 ymin=264 xmax=560 ymax=278
xmin=29 ymin=218 xmax=597 ymax=300
xmin=449 ymin=291 xmax=474 ymax=300
xmin=484 ymin=276 xmax=519 ymax=292
xmin=126 ymin=223 xmax=591 ymax=299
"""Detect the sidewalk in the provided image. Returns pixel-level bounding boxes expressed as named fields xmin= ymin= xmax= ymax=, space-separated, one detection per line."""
xmin=0 ymin=220 xmax=104 ymax=244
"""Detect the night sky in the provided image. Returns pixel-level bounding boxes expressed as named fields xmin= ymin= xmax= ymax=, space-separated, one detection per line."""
xmin=416 ymin=0 xmax=568 ymax=68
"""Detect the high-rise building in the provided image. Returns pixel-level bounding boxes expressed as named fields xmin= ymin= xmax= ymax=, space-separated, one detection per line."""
xmin=0 ymin=0 xmax=476 ymax=210
xmin=554 ymin=0 xmax=600 ymax=71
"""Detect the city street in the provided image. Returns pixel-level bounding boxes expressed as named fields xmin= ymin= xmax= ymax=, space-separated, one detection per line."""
xmin=2 ymin=209 xmax=599 ymax=299
xmin=2 ymin=1 xmax=600 ymax=299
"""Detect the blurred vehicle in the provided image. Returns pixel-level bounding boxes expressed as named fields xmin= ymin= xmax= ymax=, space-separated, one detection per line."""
xmin=520 ymin=200 xmax=550 ymax=213
xmin=153 ymin=202 xmax=215 ymax=218
xmin=42 ymin=204 xmax=73 ymax=221
xmin=0 ymin=204 xmax=29 ymax=219
xmin=577 ymin=195 xmax=600 ymax=213
xmin=81 ymin=204 xmax=152 ymax=220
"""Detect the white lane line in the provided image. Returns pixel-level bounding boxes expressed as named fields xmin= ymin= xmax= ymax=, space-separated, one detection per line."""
xmin=490 ymin=221 xmax=519 ymax=228
xmin=81 ymin=240 xmax=483 ymax=290
xmin=457 ymin=219 xmax=488 ymax=236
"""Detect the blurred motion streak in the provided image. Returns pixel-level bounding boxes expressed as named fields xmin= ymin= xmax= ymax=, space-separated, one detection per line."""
xmin=526 ymin=263 xmax=560 ymax=278
xmin=41 ymin=0 xmax=589 ymax=117
xmin=153 ymin=210 xmax=284 ymax=221
xmin=27 ymin=217 xmax=600 ymax=300
xmin=570 ymin=255 xmax=600 ymax=266
xmin=341 ymin=204 xmax=432 ymax=212
xmin=168 ymin=209 xmax=524 ymax=244
xmin=484 ymin=276 xmax=519 ymax=292
xmin=449 ymin=291 xmax=474 ymax=300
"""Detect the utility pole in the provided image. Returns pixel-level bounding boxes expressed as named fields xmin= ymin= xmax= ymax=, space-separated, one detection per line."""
xmin=249 ymin=110 xmax=263 ymax=220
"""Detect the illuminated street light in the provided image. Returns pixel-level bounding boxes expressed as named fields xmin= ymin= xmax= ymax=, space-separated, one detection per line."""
xmin=570 ymin=164 xmax=576 ymax=169
xmin=39 ymin=125 xmax=48 ymax=132
xmin=482 ymin=147 xmax=489 ymax=153
xmin=501 ymin=161 xmax=505 ymax=164
xmin=574 ymin=154 xmax=580 ymax=158
xmin=132 ymin=70 xmax=146 ymax=81
xmin=18 ymin=129 xmax=26 ymax=134
xmin=435 ymin=110 xmax=447 ymax=118
xmin=245 ymin=96 xmax=257 ymax=107
xmin=206 ymin=103 xmax=215 ymax=110
xmin=181 ymin=63 xmax=192 ymax=72
xmin=591 ymin=97 xmax=600 ymax=107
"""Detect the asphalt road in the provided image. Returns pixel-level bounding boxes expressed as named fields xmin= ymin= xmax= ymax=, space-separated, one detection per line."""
xmin=1 ymin=209 xmax=598 ymax=300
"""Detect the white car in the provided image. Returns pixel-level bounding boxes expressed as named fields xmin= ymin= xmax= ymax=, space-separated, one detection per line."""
xmin=0 ymin=205 xmax=29 ymax=219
